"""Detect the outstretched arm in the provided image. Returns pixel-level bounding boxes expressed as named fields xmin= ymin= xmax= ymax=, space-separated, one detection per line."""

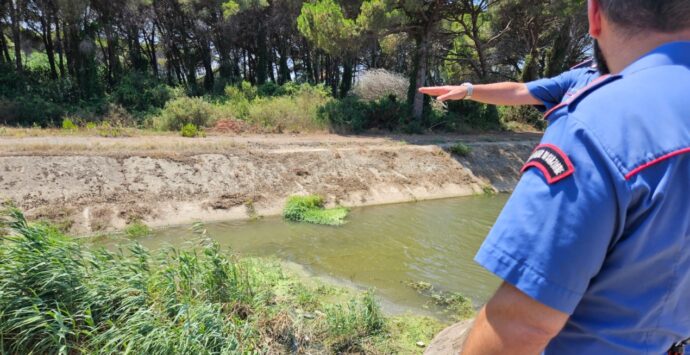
xmin=461 ymin=283 xmax=569 ymax=355
xmin=419 ymin=82 xmax=542 ymax=106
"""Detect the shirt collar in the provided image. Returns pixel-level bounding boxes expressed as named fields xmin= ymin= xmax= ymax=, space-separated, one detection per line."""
xmin=620 ymin=41 xmax=690 ymax=76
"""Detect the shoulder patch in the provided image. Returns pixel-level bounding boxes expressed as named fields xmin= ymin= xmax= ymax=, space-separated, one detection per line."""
xmin=521 ymin=144 xmax=575 ymax=184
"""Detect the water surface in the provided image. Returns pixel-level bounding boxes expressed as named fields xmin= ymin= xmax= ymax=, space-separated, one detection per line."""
xmin=128 ymin=195 xmax=508 ymax=319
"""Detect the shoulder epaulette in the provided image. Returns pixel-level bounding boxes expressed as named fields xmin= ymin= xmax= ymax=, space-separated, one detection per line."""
xmin=570 ymin=58 xmax=596 ymax=70
xmin=544 ymin=74 xmax=622 ymax=121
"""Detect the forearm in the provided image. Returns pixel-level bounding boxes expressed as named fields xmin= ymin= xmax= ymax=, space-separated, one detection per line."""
xmin=461 ymin=283 xmax=567 ymax=355
xmin=461 ymin=306 xmax=551 ymax=355
xmin=469 ymin=82 xmax=542 ymax=106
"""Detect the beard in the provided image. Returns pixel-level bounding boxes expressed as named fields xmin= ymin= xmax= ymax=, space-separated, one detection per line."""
xmin=593 ymin=40 xmax=611 ymax=75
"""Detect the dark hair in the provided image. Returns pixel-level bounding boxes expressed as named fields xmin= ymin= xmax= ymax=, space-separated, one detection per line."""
xmin=598 ymin=0 xmax=690 ymax=33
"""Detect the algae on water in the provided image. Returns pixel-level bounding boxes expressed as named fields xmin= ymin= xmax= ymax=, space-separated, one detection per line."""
xmin=283 ymin=195 xmax=349 ymax=226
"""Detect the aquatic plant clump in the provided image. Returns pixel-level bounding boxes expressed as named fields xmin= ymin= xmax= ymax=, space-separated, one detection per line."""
xmin=283 ymin=195 xmax=349 ymax=226
xmin=0 ymin=207 xmax=442 ymax=354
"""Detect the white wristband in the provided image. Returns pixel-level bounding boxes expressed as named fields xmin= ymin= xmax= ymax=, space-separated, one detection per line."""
xmin=462 ymin=83 xmax=474 ymax=100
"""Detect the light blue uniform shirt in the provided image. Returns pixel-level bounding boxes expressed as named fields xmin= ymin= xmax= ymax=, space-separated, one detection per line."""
xmin=475 ymin=42 xmax=690 ymax=354
xmin=527 ymin=62 xmax=600 ymax=112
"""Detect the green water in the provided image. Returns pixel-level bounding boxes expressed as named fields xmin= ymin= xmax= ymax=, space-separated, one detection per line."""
xmin=124 ymin=195 xmax=508 ymax=319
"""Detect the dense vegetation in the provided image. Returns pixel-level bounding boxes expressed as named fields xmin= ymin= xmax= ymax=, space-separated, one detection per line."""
xmin=0 ymin=206 xmax=452 ymax=354
xmin=0 ymin=0 xmax=588 ymax=133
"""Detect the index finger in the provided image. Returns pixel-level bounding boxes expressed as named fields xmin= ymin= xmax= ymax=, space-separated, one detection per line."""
xmin=418 ymin=87 xmax=451 ymax=96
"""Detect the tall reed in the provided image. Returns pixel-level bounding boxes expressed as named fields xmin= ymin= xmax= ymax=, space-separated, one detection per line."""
xmin=0 ymin=206 xmax=405 ymax=354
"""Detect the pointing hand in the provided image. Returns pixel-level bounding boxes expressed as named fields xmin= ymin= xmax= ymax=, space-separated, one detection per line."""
xmin=418 ymin=86 xmax=468 ymax=102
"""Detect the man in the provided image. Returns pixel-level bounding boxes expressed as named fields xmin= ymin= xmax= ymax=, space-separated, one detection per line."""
xmin=421 ymin=0 xmax=690 ymax=354
xmin=419 ymin=59 xmax=600 ymax=111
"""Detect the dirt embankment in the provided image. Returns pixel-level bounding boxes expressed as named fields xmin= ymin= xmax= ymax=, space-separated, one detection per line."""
xmin=0 ymin=133 xmax=538 ymax=234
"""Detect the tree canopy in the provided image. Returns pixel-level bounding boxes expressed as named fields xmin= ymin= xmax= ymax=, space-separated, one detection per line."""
xmin=0 ymin=0 xmax=589 ymax=125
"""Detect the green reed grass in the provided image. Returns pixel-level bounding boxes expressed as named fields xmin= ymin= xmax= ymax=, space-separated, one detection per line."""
xmin=0 ymin=206 xmax=442 ymax=354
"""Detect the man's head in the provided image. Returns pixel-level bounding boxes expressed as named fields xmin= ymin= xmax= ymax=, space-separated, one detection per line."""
xmin=588 ymin=0 xmax=690 ymax=74
xmin=593 ymin=0 xmax=690 ymax=35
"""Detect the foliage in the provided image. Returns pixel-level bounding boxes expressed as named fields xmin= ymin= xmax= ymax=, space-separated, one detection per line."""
xmin=283 ymin=195 xmax=349 ymax=226
xmin=111 ymin=72 xmax=172 ymax=114
xmin=124 ymin=220 xmax=152 ymax=238
xmin=441 ymin=100 xmax=503 ymax=132
xmin=323 ymin=290 xmax=386 ymax=352
xmin=449 ymin=143 xmax=472 ymax=157
xmin=155 ymin=97 xmax=213 ymax=131
xmin=61 ymin=117 xmax=78 ymax=131
xmin=0 ymin=0 xmax=585 ymax=131
xmin=0 ymin=207 xmax=438 ymax=354
xmin=318 ymin=96 xmax=369 ymax=133
xmin=499 ymin=105 xmax=546 ymax=130
xmin=245 ymin=84 xmax=331 ymax=133
xmin=180 ymin=123 xmax=202 ymax=138
xmin=318 ymin=95 xmax=410 ymax=133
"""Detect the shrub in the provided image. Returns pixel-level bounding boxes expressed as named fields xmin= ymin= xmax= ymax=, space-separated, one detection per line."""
xmin=180 ymin=123 xmax=202 ymax=138
xmin=245 ymin=85 xmax=331 ymax=133
xmin=0 ymin=95 xmax=65 ymax=126
xmin=353 ymin=69 xmax=409 ymax=102
xmin=155 ymin=97 xmax=212 ymax=131
xmin=444 ymin=100 xmax=502 ymax=132
xmin=111 ymin=72 xmax=172 ymax=113
xmin=62 ymin=117 xmax=78 ymax=130
xmin=318 ymin=97 xmax=368 ymax=133
xmin=499 ymin=105 xmax=545 ymax=130
xmin=449 ymin=142 xmax=472 ymax=157
xmin=283 ymin=195 xmax=349 ymax=226
xmin=366 ymin=95 xmax=410 ymax=131
xmin=318 ymin=95 xmax=410 ymax=133
xmin=257 ymin=82 xmax=286 ymax=97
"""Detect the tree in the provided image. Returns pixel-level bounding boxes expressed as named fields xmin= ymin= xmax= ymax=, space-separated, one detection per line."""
xmin=297 ymin=0 xmax=363 ymax=97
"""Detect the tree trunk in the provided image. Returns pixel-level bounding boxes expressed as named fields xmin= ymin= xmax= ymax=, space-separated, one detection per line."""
xmin=277 ymin=41 xmax=291 ymax=84
xmin=0 ymin=30 xmax=12 ymax=64
xmin=339 ymin=58 xmax=353 ymax=98
xmin=39 ymin=13 xmax=58 ymax=79
xmin=9 ymin=0 xmax=23 ymax=72
xmin=255 ymin=23 xmax=268 ymax=85
xmin=201 ymin=41 xmax=214 ymax=91
xmin=409 ymin=31 xmax=430 ymax=121
xmin=268 ymin=48 xmax=276 ymax=83
xmin=55 ymin=16 xmax=65 ymax=78
xmin=106 ymin=27 xmax=120 ymax=84
xmin=146 ymin=26 xmax=158 ymax=77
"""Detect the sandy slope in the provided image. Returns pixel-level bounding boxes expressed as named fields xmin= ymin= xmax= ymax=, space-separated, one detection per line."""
xmin=0 ymin=133 xmax=538 ymax=234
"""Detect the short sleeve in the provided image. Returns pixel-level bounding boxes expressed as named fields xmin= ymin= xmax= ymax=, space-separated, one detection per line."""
xmin=474 ymin=115 xmax=625 ymax=314
xmin=526 ymin=70 xmax=580 ymax=112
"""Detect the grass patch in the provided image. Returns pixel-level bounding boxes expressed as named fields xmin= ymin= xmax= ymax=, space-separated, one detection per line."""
xmin=283 ymin=195 xmax=349 ymax=226
xmin=0 ymin=206 xmax=443 ymax=354
xmin=449 ymin=142 xmax=472 ymax=157
xmin=124 ymin=220 xmax=151 ymax=238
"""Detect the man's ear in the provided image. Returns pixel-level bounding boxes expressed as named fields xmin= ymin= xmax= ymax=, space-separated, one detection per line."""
xmin=588 ymin=0 xmax=603 ymax=38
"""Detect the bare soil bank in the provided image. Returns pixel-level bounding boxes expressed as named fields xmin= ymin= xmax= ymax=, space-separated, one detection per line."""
xmin=0 ymin=133 xmax=539 ymax=234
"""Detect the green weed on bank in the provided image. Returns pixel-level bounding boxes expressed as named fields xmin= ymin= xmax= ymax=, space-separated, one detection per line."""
xmin=283 ymin=195 xmax=349 ymax=226
xmin=0 ymin=207 xmax=444 ymax=354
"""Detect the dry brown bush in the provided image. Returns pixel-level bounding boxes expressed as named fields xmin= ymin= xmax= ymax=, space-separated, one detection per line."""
xmin=353 ymin=69 xmax=409 ymax=101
